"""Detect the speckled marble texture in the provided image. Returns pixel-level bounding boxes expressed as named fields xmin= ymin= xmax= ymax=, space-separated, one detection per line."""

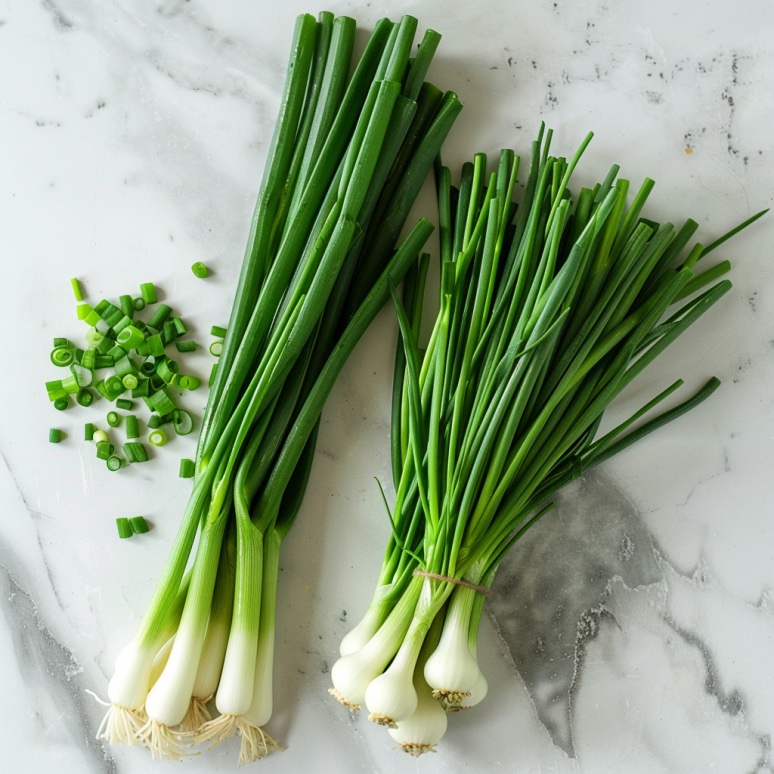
xmin=1 ymin=1 xmax=773 ymax=772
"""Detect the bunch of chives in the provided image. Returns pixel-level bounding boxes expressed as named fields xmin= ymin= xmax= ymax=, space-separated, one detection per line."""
xmin=99 ymin=13 xmax=461 ymax=764
xmin=330 ymin=124 xmax=764 ymax=754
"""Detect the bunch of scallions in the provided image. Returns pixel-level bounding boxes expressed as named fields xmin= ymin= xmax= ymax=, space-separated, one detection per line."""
xmin=96 ymin=12 xmax=462 ymax=763
xmin=330 ymin=125 xmax=765 ymax=755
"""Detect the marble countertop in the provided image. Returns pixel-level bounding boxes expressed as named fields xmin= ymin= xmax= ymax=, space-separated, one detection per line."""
xmin=2 ymin=1 xmax=773 ymax=772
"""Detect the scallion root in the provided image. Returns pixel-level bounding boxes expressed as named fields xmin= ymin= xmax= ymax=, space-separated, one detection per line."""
xmin=236 ymin=719 xmax=282 ymax=766
xmin=136 ymin=718 xmax=191 ymax=761
xmin=394 ymin=742 xmax=438 ymax=757
xmin=193 ymin=712 xmax=239 ymax=748
xmin=180 ymin=695 xmax=213 ymax=733
xmin=328 ymin=687 xmax=360 ymax=711
xmin=95 ymin=703 xmax=147 ymax=746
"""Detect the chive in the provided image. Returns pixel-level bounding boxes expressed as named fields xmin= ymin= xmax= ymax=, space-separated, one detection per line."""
xmin=148 ymin=428 xmax=167 ymax=447
xmin=130 ymin=516 xmax=150 ymax=534
xmin=84 ymin=422 xmax=95 ymax=441
xmin=191 ymin=262 xmax=209 ymax=278
xmin=140 ymin=283 xmax=157 ymax=304
xmin=71 ymin=277 xmax=84 ymax=301
xmin=178 ymin=458 xmax=195 ymax=478
xmin=107 ymin=411 xmax=121 ymax=427
xmin=116 ymin=517 xmax=133 ymax=539
xmin=49 ymin=428 xmax=62 ymax=443
xmin=209 ymin=341 xmax=223 ymax=357
xmin=53 ymin=397 xmax=70 ymax=411
xmin=174 ymin=339 xmax=196 ymax=353
xmin=106 ymin=455 xmax=123 ymax=472
xmin=210 ymin=325 xmax=227 ymax=338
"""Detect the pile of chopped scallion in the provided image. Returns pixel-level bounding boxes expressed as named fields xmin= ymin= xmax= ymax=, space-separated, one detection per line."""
xmin=45 ymin=276 xmax=214 ymax=475
xmin=329 ymin=126 xmax=765 ymax=754
xmin=97 ymin=12 xmax=460 ymax=764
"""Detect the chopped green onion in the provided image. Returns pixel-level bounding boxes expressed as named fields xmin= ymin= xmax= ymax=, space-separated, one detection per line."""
xmin=209 ymin=340 xmax=223 ymax=357
xmin=106 ymin=455 xmax=123 ymax=472
xmin=130 ymin=516 xmax=150 ymax=534
xmin=125 ymin=414 xmax=140 ymax=439
xmin=178 ymin=458 xmax=195 ymax=478
xmin=148 ymin=428 xmax=167 ymax=446
xmin=76 ymin=303 xmax=92 ymax=321
xmin=147 ymin=304 xmax=172 ymax=331
xmin=122 ymin=374 xmax=139 ymax=391
xmin=84 ymin=422 xmax=95 ymax=441
xmin=172 ymin=317 xmax=187 ymax=336
xmin=70 ymin=277 xmax=84 ymax=301
xmin=94 ymin=353 xmax=114 ymax=370
xmin=107 ymin=411 xmax=121 ymax=427
xmin=76 ymin=388 xmax=95 ymax=407
xmin=133 ymin=297 xmax=146 ymax=311
xmin=147 ymin=387 xmax=176 ymax=416
xmin=210 ymin=325 xmax=227 ymax=338
xmin=60 ymin=374 xmax=80 ymax=394
xmin=131 ymin=378 xmax=148 ymax=397
xmin=119 ymin=294 xmax=134 ymax=318
xmin=147 ymin=333 xmax=165 ymax=357
xmin=116 ymin=325 xmax=145 ymax=350
xmin=116 ymin=398 xmax=133 ymax=410
xmin=124 ymin=442 xmax=148 ymax=463
xmin=172 ymin=409 xmax=193 ymax=436
xmin=116 ymin=517 xmax=133 ymax=539
xmin=96 ymin=441 xmax=114 ymax=460
xmin=49 ymin=428 xmax=62 ymax=443
xmin=140 ymin=283 xmax=157 ymax=304
xmin=53 ymin=397 xmax=70 ymax=411
xmin=156 ymin=359 xmax=179 ymax=383
xmin=174 ymin=339 xmax=196 ymax=353
xmin=191 ymin=261 xmax=209 ymax=278
xmin=92 ymin=429 xmax=109 ymax=444
xmin=51 ymin=346 xmax=74 ymax=367
xmin=46 ymin=380 xmax=67 ymax=401
xmin=80 ymin=350 xmax=96 ymax=370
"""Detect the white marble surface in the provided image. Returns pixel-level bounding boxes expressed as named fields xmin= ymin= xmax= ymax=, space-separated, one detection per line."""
xmin=2 ymin=1 xmax=773 ymax=772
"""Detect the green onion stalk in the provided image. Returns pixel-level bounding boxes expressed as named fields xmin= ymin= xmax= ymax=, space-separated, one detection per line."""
xmin=330 ymin=125 xmax=766 ymax=754
xmin=98 ymin=12 xmax=462 ymax=763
